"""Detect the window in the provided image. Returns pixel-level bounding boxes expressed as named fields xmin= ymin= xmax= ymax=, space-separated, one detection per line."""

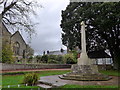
xmin=13 ymin=42 xmax=20 ymax=55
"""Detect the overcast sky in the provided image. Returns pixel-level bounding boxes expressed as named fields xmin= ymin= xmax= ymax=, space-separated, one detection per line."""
xmin=0 ymin=0 xmax=69 ymax=55
xmin=25 ymin=0 xmax=69 ymax=55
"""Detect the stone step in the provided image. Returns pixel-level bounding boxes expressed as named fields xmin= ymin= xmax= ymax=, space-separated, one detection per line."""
xmin=37 ymin=83 xmax=52 ymax=89
xmin=38 ymin=79 xmax=66 ymax=88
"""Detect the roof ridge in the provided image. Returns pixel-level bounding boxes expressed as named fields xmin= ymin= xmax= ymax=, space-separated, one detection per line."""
xmin=11 ymin=31 xmax=27 ymax=46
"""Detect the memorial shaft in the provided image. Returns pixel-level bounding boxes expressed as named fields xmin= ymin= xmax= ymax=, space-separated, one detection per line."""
xmin=78 ymin=21 xmax=90 ymax=65
xmin=81 ymin=21 xmax=86 ymax=53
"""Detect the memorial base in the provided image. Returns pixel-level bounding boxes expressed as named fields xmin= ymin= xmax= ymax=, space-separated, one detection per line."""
xmin=59 ymin=64 xmax=111 ymax=81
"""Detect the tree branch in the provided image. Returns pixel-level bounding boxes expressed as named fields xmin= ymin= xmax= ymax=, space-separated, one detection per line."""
xmin=2 ymin=0 xmax=18 ymax=16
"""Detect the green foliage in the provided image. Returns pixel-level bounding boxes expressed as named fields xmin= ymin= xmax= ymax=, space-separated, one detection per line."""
xmin=5 ymin=85 xmax=40 ymax=88
xmin=28 ymin=56 xmax=33 ymax=63
xmin=48 ymin=55 xmax=58 ymax=64
xmin=56 ymin=55 xmax=64 ymax=64
xmin=61 ymin=2 xmax=120 ymax=69
xmin=48 ymin=59 xmax=58 ymax=64
xmin=61 ymin=85 xmax=118 ymax=88
xmin=2 ymin=44 xmax=15 ymax=63
xmin=41 ymin=55 xmax=48 ymax=63
xmin=71 ymin=50 xmax=78 ymax=59
xmin=3 ymin=70 xmax=70 ymax=86
xmin=35 ymin=55 xmax=42 ymax=63
xmin=47 ymin=55 xmax=64 ymax=64
xmin=99 ymin=70 xmax=120 ymax=76
xmin=2 ymin=70 xmax=119 ymax=88
xmin=40 ymin=53 xmax=77 ymax=64
xmin=63 ymin=53 xmax=77 ymax=64
xmin=48 ymin=55 xmax=57 ymax=60
xmin=23 ymin=73 xmax=38 ymax=86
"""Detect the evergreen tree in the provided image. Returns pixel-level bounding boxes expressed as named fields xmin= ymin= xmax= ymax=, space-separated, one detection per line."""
xmin=61 ymin=2 xmax=120 ymax=69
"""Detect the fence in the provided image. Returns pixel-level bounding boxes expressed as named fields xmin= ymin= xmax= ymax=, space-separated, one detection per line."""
xmin=1 ymin=63 xmax=113 ymax=71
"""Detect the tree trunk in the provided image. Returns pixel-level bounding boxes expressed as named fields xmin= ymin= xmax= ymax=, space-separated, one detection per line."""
xmin=113 ymin=49 xmax=120 ymax=70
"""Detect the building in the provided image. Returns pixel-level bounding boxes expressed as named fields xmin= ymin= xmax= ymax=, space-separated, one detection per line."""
xmin=2 ymin=23 xmax=34 ymax=63
xmin=88 ymin=50 xmax=112 ymax=65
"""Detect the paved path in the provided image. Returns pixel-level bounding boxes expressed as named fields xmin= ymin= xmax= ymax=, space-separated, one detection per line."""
xmin=1 ymin=68 xmax=70 ymax=73
xmin=39 ymin=75 xmax=119 ymax=86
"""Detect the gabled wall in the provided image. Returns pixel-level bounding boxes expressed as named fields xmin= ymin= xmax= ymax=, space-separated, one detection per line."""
xmin=11 ymin=31 xmax=27 ymax=61
xmin=2 ymin=23 xmax=11 ymax=44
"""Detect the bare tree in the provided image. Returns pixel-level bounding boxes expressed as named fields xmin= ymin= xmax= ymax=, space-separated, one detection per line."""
xmin=1 ymin=0 xmax=42 ymax=36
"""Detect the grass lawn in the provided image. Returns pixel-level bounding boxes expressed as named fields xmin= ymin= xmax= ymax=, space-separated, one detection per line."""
xmin=2 ymin=70 xmax=70 ymax=86
xmin=2 ymin=70 xmax=119 ymax=89
xmin=61 ymin=84 xmax=119 ymax=88
xmin=99 ymin=70 xmax=120 ymax=76
xmin=2 ymin=86 xmax=40 ymax=90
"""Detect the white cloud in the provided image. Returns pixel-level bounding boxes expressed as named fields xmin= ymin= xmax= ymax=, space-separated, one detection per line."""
xmin=27 ymin=0 xmax=69 ymax=55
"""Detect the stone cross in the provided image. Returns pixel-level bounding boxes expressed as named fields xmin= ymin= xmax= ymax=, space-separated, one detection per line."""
xmin=81 ymin=21 xmax=87 ymax=53
xmin=78 ymin=21 xmax=91 ymax=65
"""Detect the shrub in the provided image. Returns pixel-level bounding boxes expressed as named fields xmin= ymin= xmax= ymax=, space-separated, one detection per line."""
xmin=23 ymin=73 xmax=39 ymax=86
xmin=63 ymin=53 xmax=77 ymax=64
xmin=35 ymin=55 xmax=42 ymax=63
xmin=2 ymin=44 xmax=15 ymax=63
xmin=41 ymin=55 xmax=48 ymax=63
xmin=48 ymin=59 xmax=58 ymax=64
xmin=56 ymin=55 xmax=64 ymax=64
xmin=48 ymin=55 xmax=64 ymax=64
xmin=71 ymin=50 xmax=78 ymax=59
xmin=27 ymin=56 xmax=33 ymax=63
xmin=48 ymin=55 xmax=57 ymax=64
xmin=48 ymin=55 xmax=57 ymax=60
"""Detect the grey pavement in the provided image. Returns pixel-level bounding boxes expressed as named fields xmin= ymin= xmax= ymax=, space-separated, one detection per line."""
xmin=37 ymin=75 xmax=119 ymax=88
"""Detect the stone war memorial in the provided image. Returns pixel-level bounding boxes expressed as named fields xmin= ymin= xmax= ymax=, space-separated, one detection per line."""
xmin=59 ymin=21 xmax=111 ymax=81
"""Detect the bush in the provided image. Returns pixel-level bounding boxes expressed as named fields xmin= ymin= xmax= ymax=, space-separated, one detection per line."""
xmin=56 ymin=55 xmax=64 ymax=64
xmin=2 ymin=44 xmax=15 ymax=63
xmin=63 ymin=54 xmax=77 ymax=64
xmin=23 ymin=73 xmax=39 ymax=86
xmin=48 ymin=55 xmax=57 ymax=60
xmin=27 ymin=56 xmax=33 ymax=63
xmin=41 ymin=55 xmax=48 ymax=63
xmin=71 ymin=50 xmax=78 ymax=59
xmin=48 ymin=55 xmax=64 ymax=64
xmin=48 ymin=55 xmax=57 ymax=64
xmin=35 ymin=55 xmax=42 ymax=63
xmin=48 ymin=59 xmax=58 ymax=64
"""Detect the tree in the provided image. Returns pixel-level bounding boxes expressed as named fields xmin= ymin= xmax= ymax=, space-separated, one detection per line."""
xmin=1 ymin=0 xmax=41 ymax=35
xmin=2 ymin=43 xmax=15 ymax=63
xmin=28 ymin=56 xmax=33 ymax=63
xmin=41 ymin=55 xmax=48 ymax=63
xmin=35 ymin=55 xmax=41 ymax=63
xmin=61 ymin=2 xmax=120 ymax=69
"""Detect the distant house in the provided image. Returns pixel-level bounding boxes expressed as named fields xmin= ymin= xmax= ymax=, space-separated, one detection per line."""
xmin=87 ymin=50 xmax=112 ymax=65
xmin=2 ymin=23 xmax=34 ymax=63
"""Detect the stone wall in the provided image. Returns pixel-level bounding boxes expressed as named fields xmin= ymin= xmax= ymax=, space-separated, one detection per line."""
xmin=2 ymin=63 xmax=71 ymax=70
xmin=11 ymin=31 xmax=26 ymax=57
xmin=98 ymin=64 xmax=113 ymax=70
xmin=2 ymin=23 xmax=11 ymax=44
xmin=1 ymin=63 xmax=113 ymax=71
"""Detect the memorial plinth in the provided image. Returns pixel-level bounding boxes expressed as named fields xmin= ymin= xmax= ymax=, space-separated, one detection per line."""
xmin=59 ymin=21 xmax=111 ymax=81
